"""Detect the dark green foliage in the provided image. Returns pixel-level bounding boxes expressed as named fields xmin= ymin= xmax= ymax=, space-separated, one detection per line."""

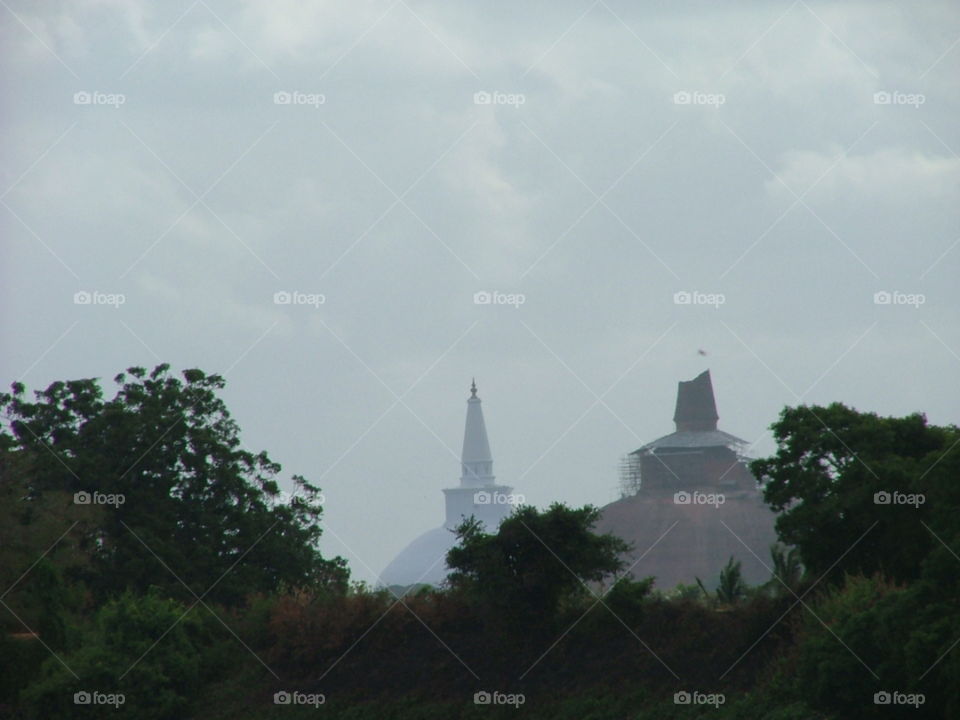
xmin=764 ymin=573 xmax=958 ymax=718
xmin=20 ymin=590 xmax=217 ymax=719
xmin=752 ymin=403 xmax=953 ymax=585
xmin=766 ymin=543 xmax=803 ymax=597
xmin=0 ymin=364 xmax=347 ymax=606
xmin=445 ymin=503 xmax=630 ymax=634
xmin=697 ymin=557 xmax=748 ymax=606
xmin=754 ymin=404 xmax=960 ymax=719
xmin=3 ymin=373 xmax=956 ymax=720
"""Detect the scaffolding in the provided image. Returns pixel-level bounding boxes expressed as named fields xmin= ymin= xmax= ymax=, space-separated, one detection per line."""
xmin=618 ymin=452 xmax=643 ymax=498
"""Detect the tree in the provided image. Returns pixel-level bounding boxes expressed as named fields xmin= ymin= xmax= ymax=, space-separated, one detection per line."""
xmin=21 ymin=590 xmax=217 ymax=720
xmin=766 ymin=543 xmax=803 ymax=597
xmin=446 ymin=503 xmax=629 ymax=629
xmin=754 ymin=406 xmax=960 ymax=718
xmin=751 ymin=403 xmax=952 ymax=584
xmin=716 ymin=557 xmax=747 ymax=605
xmin=696 ymin=556 xmax=747 ymax=606
xmin=0 ymin=447 xmax=91 ymax=644
xmin=0 ymin=364 xmax=347 ymax=606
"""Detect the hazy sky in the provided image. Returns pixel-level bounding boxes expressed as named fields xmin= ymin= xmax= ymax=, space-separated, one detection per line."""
xmin=2 ymin=0 xmax=958 ymax=585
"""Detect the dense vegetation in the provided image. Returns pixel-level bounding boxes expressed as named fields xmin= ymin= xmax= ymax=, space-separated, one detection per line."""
xmin=1 ymin=365 xmax=956 ymax=718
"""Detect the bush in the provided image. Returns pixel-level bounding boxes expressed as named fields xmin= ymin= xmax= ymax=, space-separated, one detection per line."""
xmin=20 ymin=590 xmax=211 ymax=719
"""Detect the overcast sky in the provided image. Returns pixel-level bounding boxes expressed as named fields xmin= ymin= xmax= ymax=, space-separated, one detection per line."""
xmin=2 ymin=0 xmax=958 ymax=585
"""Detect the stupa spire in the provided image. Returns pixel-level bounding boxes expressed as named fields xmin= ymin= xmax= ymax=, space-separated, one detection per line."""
xmin=673 ymin=369 xmax=719 ymax=432
xmin=460 ymin=379 xmax=494 ymax=485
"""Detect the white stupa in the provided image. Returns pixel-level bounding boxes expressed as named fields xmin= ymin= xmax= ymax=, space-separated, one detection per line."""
xmin=379 ymin=380 xmax=515 ymax=588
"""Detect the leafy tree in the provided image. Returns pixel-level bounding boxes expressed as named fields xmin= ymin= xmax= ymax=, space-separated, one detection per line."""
xmin=0 ymin=450 xmax=87 ymax=639
xmin=0 ymin=365 xmax=347 ymax=606
xmin=21 ymin=590 xmax=220 ymax=720
xmin=772 ymin=575 xmax=930 ymax=718
xmin=697 ymin=557 xmax=747 ymax=606
xmin=752 ymin=403 xmax=952 ymax=584
xmin=766 ymin=543 xmax=803 ymax=597
xmin=716 ymin=557 xmax=747 ymax=605
xmin=446 ymin=503 xmax=629 ymax=629
xmin=753 ymin=406 xmax=960 ymax=717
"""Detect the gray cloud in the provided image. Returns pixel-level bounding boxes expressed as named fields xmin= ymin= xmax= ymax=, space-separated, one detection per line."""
xmin=2 ymin=0 xmax=958 ymax=583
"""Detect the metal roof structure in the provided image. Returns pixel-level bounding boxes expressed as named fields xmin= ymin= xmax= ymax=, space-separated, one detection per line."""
xmin=635 ymin=428 xmax=748 ymax=453
xmin=632 ymin=369 xmax=747 ymax=453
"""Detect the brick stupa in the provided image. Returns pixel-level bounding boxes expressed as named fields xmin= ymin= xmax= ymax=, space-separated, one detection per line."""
xmin=596 ymin=370 xmax=778 ymax=589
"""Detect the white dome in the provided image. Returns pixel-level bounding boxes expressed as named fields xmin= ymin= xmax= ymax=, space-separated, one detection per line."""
xmin=378 ymin=525 xmax=457 ymax=587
